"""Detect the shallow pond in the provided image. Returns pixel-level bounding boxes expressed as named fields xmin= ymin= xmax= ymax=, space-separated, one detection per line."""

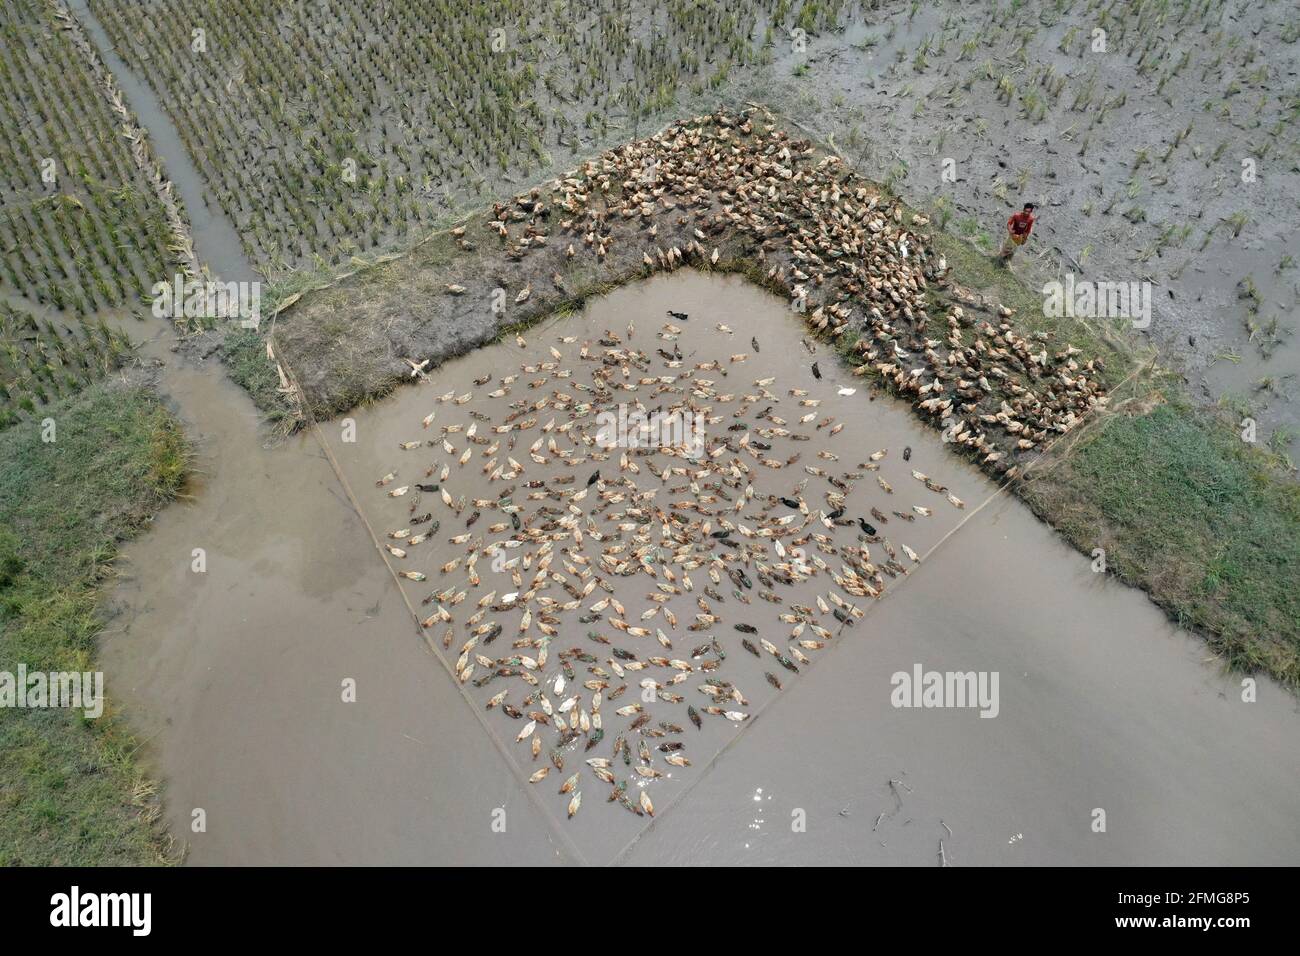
xmin=108 ymin=271 xmax=1300 ymax=865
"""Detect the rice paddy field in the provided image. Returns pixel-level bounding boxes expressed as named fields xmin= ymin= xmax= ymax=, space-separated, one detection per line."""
xmin=89 ymin=0 xmax=809 ymax=274
xmin=1 ymin=0 xmax=178 ymax=315
xmin=0 ymin=0 xmax=1296 ymax=872
xmin=85 ymin=0 xmax=1299 ymax=445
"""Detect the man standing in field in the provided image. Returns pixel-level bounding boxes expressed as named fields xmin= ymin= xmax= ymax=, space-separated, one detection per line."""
xmin=999 ymin=202 xmax=1037 ymax=262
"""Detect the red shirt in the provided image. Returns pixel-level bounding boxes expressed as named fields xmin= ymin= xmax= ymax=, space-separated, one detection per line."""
xmin=1008 ymin=210 xmax=1035 ymax=237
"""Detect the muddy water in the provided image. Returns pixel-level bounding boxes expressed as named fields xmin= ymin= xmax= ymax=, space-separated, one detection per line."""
xmin=322 ymin=270 xmax=992 ymax=862
xmin=109 ymin=270 xmax=1298 ymax=865
xmin=104 ymin=328 xmax=566 ymax=865
xmin=621 ymin=488 xmax=1300 ymax=866
xmin=322 ymin=269 xmax=1300 ymax=865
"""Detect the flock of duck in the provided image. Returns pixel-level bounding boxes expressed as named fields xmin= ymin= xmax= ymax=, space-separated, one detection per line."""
xmin=469 ymin=106 xmax=1108 ymax=476
xmin=373 ymin=107 xmax=1109 ymax=822
xmin=376 ymin=311 xmax=971 ymax=823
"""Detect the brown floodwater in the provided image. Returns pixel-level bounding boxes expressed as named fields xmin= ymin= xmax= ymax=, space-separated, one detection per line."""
xmin=619 ymin=467 xmax=1300 ymax=866
xmin=321 ymin=270 xmax=996 ymax=862
xmin=107 ymin=270 xmax=1300 ymax=865
xmin=103 ymin=328 xmax=567 ymax=865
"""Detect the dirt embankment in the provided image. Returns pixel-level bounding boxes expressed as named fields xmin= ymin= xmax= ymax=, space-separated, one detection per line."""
xmin=275 ymin=109 xmax=1116 ymax=489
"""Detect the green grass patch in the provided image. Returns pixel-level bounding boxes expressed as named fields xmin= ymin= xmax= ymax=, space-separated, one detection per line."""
xmin=0 ymin=377 xmax=189 ymax=864
xmin=220 ymin=327 xmax=298 ymax=433
xmin=1022 ymin=401 xmax=1300 ymax=685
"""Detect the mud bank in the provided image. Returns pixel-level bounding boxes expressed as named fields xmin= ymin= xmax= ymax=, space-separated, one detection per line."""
xmin=276 ymin=108 xmax=1117 ymax=483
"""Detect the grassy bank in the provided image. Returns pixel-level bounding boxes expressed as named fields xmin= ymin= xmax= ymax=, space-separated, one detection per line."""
xmin=1021 ymin=400 xmax=1300 ymax=684
xmin=0 ymin=376 xmax=189 ymax=864
xmin=220 ymin=326 xmax=299 ymax=433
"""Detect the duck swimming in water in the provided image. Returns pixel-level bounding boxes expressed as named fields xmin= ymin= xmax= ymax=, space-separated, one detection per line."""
xmin=375 ymin=217 xmax=1000 ymax=821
